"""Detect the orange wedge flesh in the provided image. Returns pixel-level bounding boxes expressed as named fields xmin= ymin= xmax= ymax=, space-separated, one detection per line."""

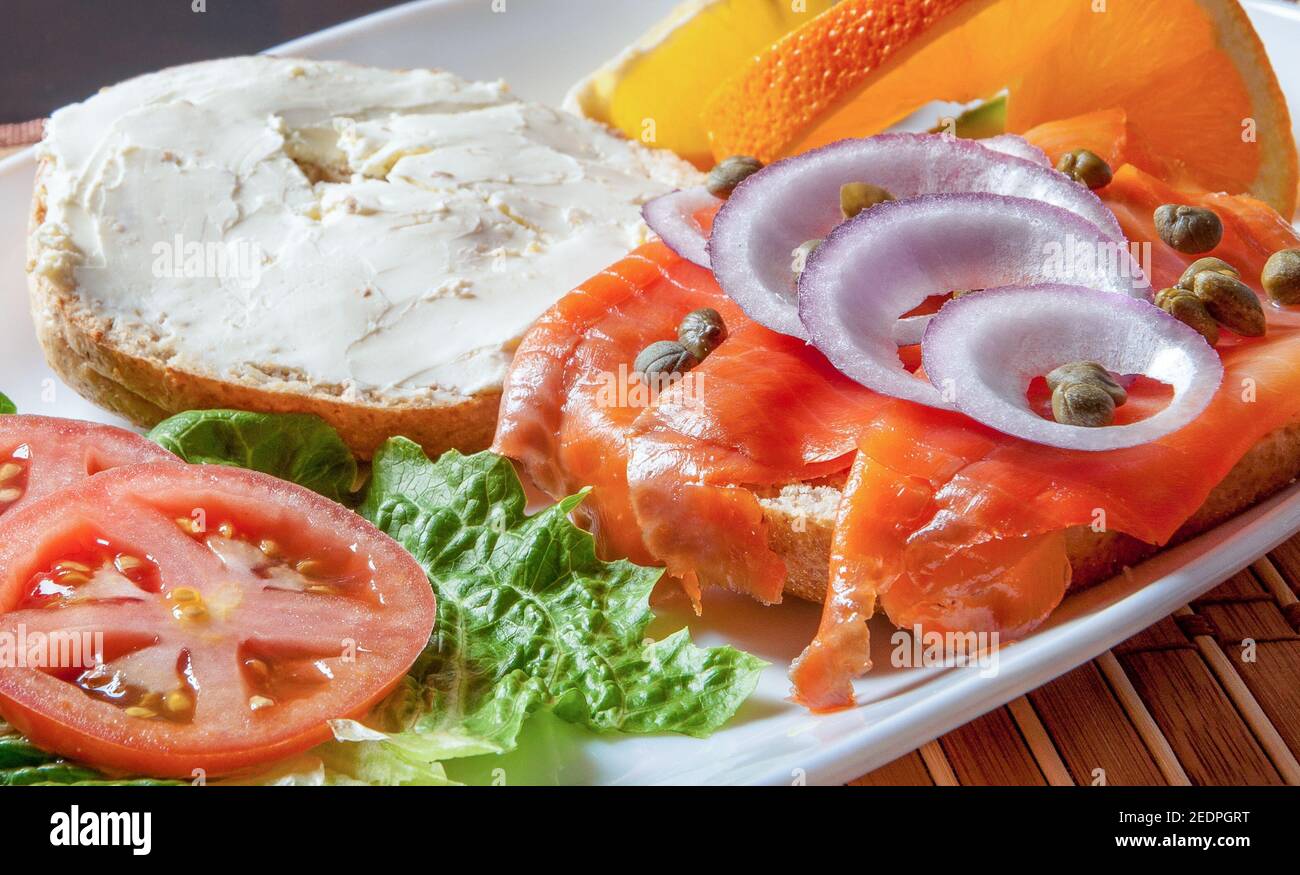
xmin=706 ymin=0 xmax=1297 ymax=216
xmin=568 ymin=0 xmax=837 ymax=168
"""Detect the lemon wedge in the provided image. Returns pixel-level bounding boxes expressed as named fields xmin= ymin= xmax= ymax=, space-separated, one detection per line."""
xmin=565 ymin=0 xmax=836 ymax=169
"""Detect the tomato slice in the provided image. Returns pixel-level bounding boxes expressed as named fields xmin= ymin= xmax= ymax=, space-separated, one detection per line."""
xmin=0 ymin=415 xmax=175 ymax=519
xmin=0 ymin=462 xmax=435 ymax=778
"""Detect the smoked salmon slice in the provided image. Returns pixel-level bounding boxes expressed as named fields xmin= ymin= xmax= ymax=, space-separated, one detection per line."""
xmin=626 ymin=320 xmax=882 ymax=603
xmin=495 ymin=241 xmax=875 ymax=604
xmin=494 ymin=244 xmax=732 ymax=568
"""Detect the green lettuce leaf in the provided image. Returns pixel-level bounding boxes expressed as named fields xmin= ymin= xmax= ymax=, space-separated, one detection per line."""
xmin=0 ymin=724 xmax=177 ymax=786
xmin=147 ymin=409 xmax=357 ymax=502
xmin=0 ymin=393 xmax=15 ymax=415
xmin=224 ymin=738 xmax=454 ymax=786
xmin=350 ymin=439 xmax=765 ymax=764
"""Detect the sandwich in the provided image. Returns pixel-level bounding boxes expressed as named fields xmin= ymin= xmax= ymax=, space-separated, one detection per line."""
xmin=493 ymin=0 xmax=1300 ymax=710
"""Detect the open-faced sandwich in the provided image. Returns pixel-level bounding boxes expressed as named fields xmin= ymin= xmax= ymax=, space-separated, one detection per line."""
xmin=27 ymin=56 xmax=699 ymax=458
xmin=493 ymin=0 xmax=1300 ymax=709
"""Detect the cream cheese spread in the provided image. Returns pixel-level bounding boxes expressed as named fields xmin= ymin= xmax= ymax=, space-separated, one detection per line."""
xmin=35 ymin=56 xmax=701 ymax=400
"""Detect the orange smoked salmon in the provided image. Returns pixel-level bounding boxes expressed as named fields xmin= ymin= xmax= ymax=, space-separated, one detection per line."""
xmin=494 ymin=241 xmax=877 ymax=604
xmin=495 ymin=117 xmax=1300 ymax=713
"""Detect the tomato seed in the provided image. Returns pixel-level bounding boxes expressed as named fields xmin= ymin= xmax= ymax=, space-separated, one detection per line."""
xmin=114 ymin=553 xmax=144 ymax=574
xmin=258 ymin=539 xmax=281 ymax=557
xmin=0 ymin=487 xmax=22 ymax=504
xmin=0 ymin=462 xmax=22 ymax=482
xmin=244 ymin=658 xmax=269 ymax=679
xmin=217 ymin=522 xmax=236 ymax=538
xmin=169 ymin=587 xmax=201 ymax=603
xmin=164 ymin=690 xmax=192 ymax=713
xmin=248 ymin=695 xmax=275 ymax=711
xmin=124 ymin=706 xmax=156 ymax=719
xmin=295 ymin=559 xmax=328 ymax=577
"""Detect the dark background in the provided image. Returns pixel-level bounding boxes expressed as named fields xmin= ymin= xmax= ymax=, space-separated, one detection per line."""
xmin=0 ymin=0 xmax=410 ymax=123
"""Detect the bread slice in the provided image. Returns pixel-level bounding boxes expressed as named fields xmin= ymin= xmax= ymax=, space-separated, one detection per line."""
xmin=26 ymin=58 xmax=700 ymax=460
xmin=760 ymin=419 xmax=1300 ymax=602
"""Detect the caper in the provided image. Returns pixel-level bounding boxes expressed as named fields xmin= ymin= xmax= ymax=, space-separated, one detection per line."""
xmin=839 ymin=182 xmax=895 ymax=220
xmin=1153 ymin=204 xmax=1223 ymax=254
xmin=1261 ymin=248 xmax=1300 ymax=306
xmin=1156 ymin=287 xmax=1220 ymax=346
xmin=1176 ymin=256 xmax=1239 ymax=290
xmin=1192 ymin=270 xmax=1266 ymax=337
xmin=634 ymin=340 xmax=699 ymax=378
xmin=706 ymin=156 xmax=764 ymax=198
xmin=790 ymin=238 xmax=822 ymax=276
xmin=1055 ymin=148 xmax=1113 ymax=190
xmin=1044 ymin=361 xmax=1127 ymax=406
xmin=1051 ymin=381 xmax=1116 ymax=428
xmin=677 ymin=307 xmax=728 ymax=360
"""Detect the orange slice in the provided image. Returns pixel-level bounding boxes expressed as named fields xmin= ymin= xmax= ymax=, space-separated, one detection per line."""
xmin=566 ymin=0 xmax=837 ymax=169
xmin=705 ymin=0 xmax=1297 ymax=216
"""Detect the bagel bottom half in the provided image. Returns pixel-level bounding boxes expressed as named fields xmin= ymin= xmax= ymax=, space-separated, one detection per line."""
xmin=27 ymin=165 xmax=499 ymax=461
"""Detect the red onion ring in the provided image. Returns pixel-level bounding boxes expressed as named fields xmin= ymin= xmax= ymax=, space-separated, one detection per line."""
xmin=709 ymin=133 xmax=1124 ymax=339
xmin=979 ymin=134 xmax=1051 ymax=167
xmin=641 ymin=187 xmax=720 ymax=269
xmin=921 ymin=285 xmax=1223 ymax=450
xmin=798 ymin=192 xmax=1151 ymax=409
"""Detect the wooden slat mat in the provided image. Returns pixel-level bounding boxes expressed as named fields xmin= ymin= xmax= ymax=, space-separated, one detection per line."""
xmin=4 ymin=125 xmax=1300 ymax=788
xmin=855 ymin=538 xmax=1300 ymax=785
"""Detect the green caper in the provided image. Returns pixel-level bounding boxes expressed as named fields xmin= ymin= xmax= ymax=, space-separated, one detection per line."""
xmin=1153 ymin=204 xmax=1223 ymax=254
xmin=1176 ymin=256 xmax=1240 ymax=291
xmin=677 ymin=308 xmax=727 ymax=360
xmin=634 ymin=340 xmax=699 ymax=379
xmin=790 ymin=238 xmax=822 ymax=276
xmin=706 ymin=155 xmax=764 ymax=198
xmin=1051 ymin=380 xmax=1117 ymax=428
xmin=1044 ymin=361 xmax=1127 ymax=406
xmin=1156 ymin=287 xmax=1220 ymax=346
xmin=1055 ymin=148 xmax=1113 ymax=190
xmin=1152 ymin=286 xmax=1180 ymax=309
xmin=1261 ymin=248 xmax=1300 ymax=306
xmin=1192 ymin=270 xmax=1266 ymax=337
xmin=839 ymin=182 xmax=895 ymax=220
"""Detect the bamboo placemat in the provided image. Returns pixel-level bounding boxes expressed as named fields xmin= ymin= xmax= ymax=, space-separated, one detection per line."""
xmin=4 ymin=126 xmax=1299 ymax=787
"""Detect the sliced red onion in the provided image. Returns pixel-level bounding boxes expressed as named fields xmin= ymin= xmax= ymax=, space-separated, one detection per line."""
xmin=642 ymin=187 xmax=720 ymax=269
xmin=922 ymin=285 xmax=1223 ymax=450
xmin=798 ymin=193 xmax=1151 ymax=409
xmin=979 ymin=134 xmax=1051 ymax=167
xmin=709 ymin=133 xmax=1123 ymax=339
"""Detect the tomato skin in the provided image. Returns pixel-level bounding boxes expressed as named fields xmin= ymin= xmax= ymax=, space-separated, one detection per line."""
xmin=0 ymin=463 xmax=435 ymax=779
xmin=0 ymin=415 xmax=175 ymax=519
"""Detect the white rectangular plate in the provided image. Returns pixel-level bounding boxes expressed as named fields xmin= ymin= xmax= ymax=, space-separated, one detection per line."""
xmin=3 ymin=0 xmax=1300 ymax=786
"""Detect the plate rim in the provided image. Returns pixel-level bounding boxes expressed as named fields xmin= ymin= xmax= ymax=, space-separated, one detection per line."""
xmin=3 ymin=0 xmax=1299 ymax=786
